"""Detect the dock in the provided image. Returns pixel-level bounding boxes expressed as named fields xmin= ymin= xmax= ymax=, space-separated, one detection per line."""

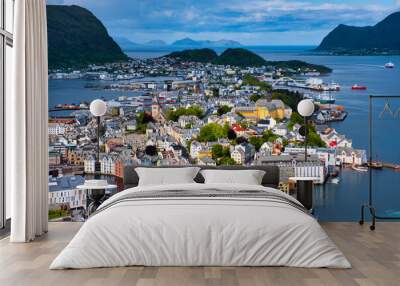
xmin=368 ymin=161 xmax=400 ymax=170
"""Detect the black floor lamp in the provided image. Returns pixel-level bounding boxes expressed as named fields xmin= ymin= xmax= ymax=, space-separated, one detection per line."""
xmin=297 ymin=99 xmax=315 ymax=162
xmin=295 ymin=99 xmax=315 ymax=210
xmin=89 ymin=99 xmax=107 ymax=174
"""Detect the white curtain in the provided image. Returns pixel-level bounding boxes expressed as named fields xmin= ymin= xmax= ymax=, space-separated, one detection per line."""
xmin=8 ymin=0 xmax=48 ymax=242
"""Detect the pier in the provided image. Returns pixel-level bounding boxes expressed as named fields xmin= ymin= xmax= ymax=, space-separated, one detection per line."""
xmin=368 ymin=161 xmax=400 ymax=170
xmin=49 ymin=107 xmax=89 ymax=112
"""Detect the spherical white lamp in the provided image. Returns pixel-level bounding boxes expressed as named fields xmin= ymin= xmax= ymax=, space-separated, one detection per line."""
xmin=90 ymin=99 xmax=107 ymax=175
xmin=90 ymin=99 xmax=107 ymax=117
xmin=297 ymin=99 xmax=315 ymax=117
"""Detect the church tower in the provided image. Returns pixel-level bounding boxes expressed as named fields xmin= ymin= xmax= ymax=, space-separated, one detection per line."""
xmin=151 ymin=96 xmax=160 ymax=120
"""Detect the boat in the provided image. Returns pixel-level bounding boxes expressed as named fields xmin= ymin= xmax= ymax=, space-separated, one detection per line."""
xmin=330 ymin=81 xmax=341 ymax=91
xmin=314 ymin=93 xmax=335 ymax=104
xmin=385 ymin=62 xmax=395 ymax=69
xmin=351 ymin=84 xmax=367 ymax=90
xmin=352 ymin=164 xmax=368 ymax=172
xmin=329 ymin=178 xmax=340 ymax=184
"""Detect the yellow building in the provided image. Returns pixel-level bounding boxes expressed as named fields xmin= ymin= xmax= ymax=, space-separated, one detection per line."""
xmin=233 ymin=99 xmax=288 ymax=121
xmin=197 ymin=150 xmax=213 ymax=159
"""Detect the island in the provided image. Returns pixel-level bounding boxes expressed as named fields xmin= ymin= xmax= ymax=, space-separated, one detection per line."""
xmin=315 ymin=11 xmax=400 ymax=55
xmin=166 ymin=48 xmax=332 ymax=74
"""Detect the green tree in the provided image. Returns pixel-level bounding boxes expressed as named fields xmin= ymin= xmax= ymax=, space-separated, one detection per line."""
xmin=135 ymin=112 xmax=154 ymax=134
xmin=272 ymin=89 xmax=302 ymax=110
xmin=211 ymin=144 xmax=224 ymax=159
xmin=288 ymin=112 xmax=304 ymax=130
xmin=262 ymin=130 xmax=279 ymax=143
xmin=198 ymin=123 xmax=226 ymax=142
xmin=249 ymin=137 xmax=265 ymax=151
xmin=166 ymin=105 xmax=204 ymax=121
xmin=249 ymin=94 xmax=262 ymax=102
xmin=218 ymin=157 xmax=236 ymax=166
xmin=242 ymin=74 xmax=272 ymax=92
xmin=222 ymin=147 xmax=231 ymax=157
xmin=217 ymin=105 xmax=232 ymax=116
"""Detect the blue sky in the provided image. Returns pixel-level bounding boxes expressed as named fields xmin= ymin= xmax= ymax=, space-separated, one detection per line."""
xmin=47 ymin=0 xmax=400 ymax=45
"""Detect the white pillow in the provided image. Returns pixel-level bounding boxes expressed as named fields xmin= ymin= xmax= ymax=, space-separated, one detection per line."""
xmin=200 ymin=169 xmax=266 ymax=185
xmin=136 ymin=167 xmax=200 ymax=186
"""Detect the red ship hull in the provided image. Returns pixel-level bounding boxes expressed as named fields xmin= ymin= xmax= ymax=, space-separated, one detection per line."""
xmin=351 ymin=86 xmax=367 ymax=90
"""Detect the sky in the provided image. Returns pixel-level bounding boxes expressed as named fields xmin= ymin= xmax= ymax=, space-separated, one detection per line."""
xmin=47 ymin=0 xmax=400 ymax=45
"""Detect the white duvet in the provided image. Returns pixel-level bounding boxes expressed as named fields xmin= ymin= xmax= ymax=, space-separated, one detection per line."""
xmin=50 ymin=183 xmax=351 ymax=269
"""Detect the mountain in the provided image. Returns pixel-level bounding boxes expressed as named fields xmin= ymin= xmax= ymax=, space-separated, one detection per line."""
xmin=316 ymin=11 xmax=400 ymax=54
xmin=171 ymin=37 xmax=242 ymax=48
xmin=144 ymin=40 xmax=167 ymax=46
xmin=172 ymin=37 xmax=203 ymax=47
xmin=114 ymin=37 xmax=140 ymax=50
xmin=166 ymin=48 xmax=218 ymax=63
xmin=47 ymin=5 xmax=128 ymax=69
xmin=214 ymin=48 xmax=267 ymax=67
xmin=165 ymin=48 xmax=331 ymax=73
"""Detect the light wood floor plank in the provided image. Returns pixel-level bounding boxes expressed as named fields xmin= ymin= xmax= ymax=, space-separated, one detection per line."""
xmin=0 ymin=222 xmax=400 ymax=286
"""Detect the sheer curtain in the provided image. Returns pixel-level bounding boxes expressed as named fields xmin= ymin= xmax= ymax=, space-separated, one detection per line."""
xmin=7 ymin=0 xmax=48 ymax=242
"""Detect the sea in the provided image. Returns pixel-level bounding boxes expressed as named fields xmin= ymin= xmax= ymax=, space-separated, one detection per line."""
xmin=49 ymin=46 xmax=400 ymax=222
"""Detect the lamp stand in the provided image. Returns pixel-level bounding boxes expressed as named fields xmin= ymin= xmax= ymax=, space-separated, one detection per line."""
xmin=95 ymin=116 xmax=101 ymax=178
xmin=304 ymin=117 xmax=308 ymax=162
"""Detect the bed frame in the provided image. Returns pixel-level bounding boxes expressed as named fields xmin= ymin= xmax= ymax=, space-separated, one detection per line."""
xmin=123 ymin=165 xmax=280 ymax=189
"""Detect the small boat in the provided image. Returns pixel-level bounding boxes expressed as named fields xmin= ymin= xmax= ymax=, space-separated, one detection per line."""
xmin=351 ymin=84 xmax=367 ymax=90
xmin=330 ymin=81 xmax=341 ymax=91
xmin=329 ymin=178 xmax=340 ymax=184
xmin=352 ymin=164 xmax=368 ymax=172
xmin=385 ymin=62 xmax=395 ymax=69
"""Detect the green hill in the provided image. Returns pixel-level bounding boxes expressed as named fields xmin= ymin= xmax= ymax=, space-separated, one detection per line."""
xmin=316 ymin=11 xmax=400 ymax=54
xmin=167 ymin=48 xmax=218 ymax=63
xmin=267 ymin=60 xmax=332 ymax=74
xmin=47 ymin=5 xmax=128 ymax=69
xmin=214 ymin=48 xmax=267 ymax=67
xmin=165 ymin=48 xmax=331 ymax=73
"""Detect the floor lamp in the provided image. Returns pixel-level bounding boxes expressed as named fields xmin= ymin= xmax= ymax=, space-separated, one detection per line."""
xmin=89 ymin=99 xmax=107 ymax=174
xmin=297 ymin=99 xmax=315 ymax=162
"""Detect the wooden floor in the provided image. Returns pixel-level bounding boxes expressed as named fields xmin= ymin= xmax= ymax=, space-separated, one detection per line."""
xmin=0 ymin=222 xmax=399 ymax=286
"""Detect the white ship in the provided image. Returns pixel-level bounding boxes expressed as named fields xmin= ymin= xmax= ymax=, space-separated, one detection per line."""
xmin=385 ymin=62 xmax=395 ymax=69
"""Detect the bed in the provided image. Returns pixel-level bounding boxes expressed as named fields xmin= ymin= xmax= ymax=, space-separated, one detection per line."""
xmin=50 ymin=166 xmax=350 ymax=269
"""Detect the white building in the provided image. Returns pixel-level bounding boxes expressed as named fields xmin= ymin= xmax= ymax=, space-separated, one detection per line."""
xmin=48 ymin=176 xmax=86 ymax=209
xmin=294 ymin=164 xmax=326 ymax=184
xmin=84 ymin=156 xmax=96 ymax=173
xmin=231 ymin=149 xmax=245 ymax=165
xmin=336 ymin=147 xmax=366 ymax=166
xmin=190 ymin=141 xmax=203 ymax=159
xmin=100 ymin=156 xmax=116 ymax=175
xmin=48 ymin=123 xmax=66 ymax=136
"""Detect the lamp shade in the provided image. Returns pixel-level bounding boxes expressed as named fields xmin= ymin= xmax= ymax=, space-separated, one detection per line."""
xmin=90 ymin=99 xmax=107 ymax=117
xmin=297 ymin=99 xmax=315 ymax=117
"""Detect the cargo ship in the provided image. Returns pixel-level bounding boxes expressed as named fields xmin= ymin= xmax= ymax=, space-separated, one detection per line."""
xmin=351 ymin=84 xmax=367 ymax=90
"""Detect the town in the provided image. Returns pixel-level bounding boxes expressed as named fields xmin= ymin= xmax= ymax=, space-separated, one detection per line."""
xmin=48 ymin=56 xmax=366 ymax=213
